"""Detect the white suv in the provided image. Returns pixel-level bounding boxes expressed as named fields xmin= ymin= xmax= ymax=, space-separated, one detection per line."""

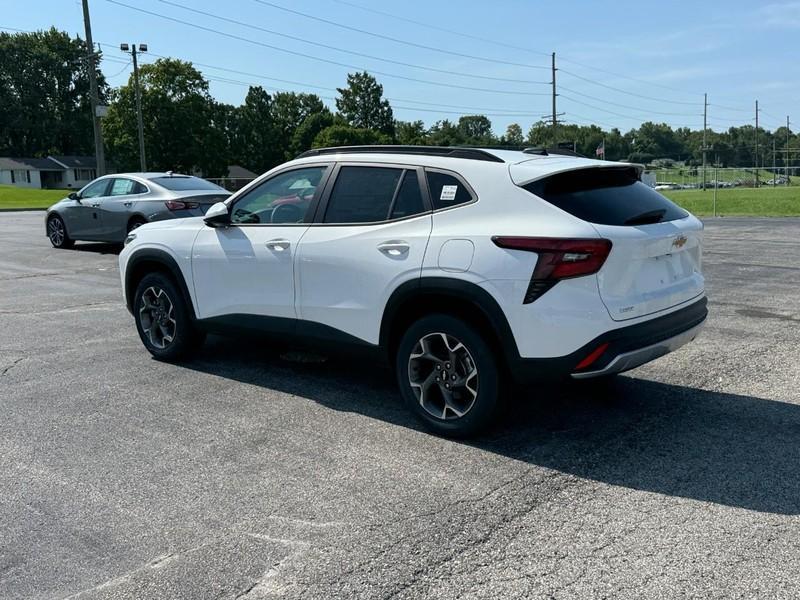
xmin=119 ymin=146 xmax=706 ymax=436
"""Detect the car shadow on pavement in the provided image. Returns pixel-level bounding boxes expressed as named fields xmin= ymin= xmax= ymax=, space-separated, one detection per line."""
xmin=68 ymin=242 xmax=122 ymax=255
xmin=181 ymin=335 xmax=800 ymax=516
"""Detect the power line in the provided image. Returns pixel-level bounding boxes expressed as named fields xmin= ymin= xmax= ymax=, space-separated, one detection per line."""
xmin=329 ymin=0 xmax=552 ymax=58
xmin=247 ymin=0 xmax=551 ymax=70
xmin=559 ymin=69 xmax=699 ymax=106
xmin=559 ymin=86 xmax=701 ymax=117
xmin=158 ymin=0 xmax=548 ymax=85
xmin=560 ymin=94 xmax=699 ymax=127
xmin=102 ymin=1 xmax=552 ymax=97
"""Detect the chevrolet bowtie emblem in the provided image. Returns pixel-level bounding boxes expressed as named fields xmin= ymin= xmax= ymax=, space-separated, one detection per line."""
xmin=672 ymin=235 xmax=688 ymax=248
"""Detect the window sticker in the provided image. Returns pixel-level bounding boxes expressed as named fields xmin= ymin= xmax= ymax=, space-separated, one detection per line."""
xmin=440 ymin=185 xmax=458 ymax=201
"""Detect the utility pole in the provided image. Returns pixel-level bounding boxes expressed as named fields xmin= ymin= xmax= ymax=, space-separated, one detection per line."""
xmin=702 ymin=93 xmax=707 ymax=191
xmin=121 ymin=43 xmax=148 ymax=171
xmin=551 ymin=52 xmax=557 ymax=145
xmin=788 ymin=116 xmax=792 ymax=187
xmin=81 ymin=0 xmax=106 ymax=176
xmin=773 ymin=138 xmax=776 ymax=185
xmin=754 ymin=100 xmax=759 ymax=188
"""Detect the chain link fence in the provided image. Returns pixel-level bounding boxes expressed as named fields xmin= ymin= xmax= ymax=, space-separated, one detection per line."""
xmin=648 ymin=167 xmax=799 ymax=190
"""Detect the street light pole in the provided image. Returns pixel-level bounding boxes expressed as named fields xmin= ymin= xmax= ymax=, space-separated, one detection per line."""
xmin=121 ymin=43 xmax=148 ymax=172
xmin=81 ymin=0 xmax=106 ymax=176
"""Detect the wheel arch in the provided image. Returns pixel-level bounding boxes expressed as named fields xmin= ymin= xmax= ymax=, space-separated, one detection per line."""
xmin=125 ymin=248 xmax=196 ymax=319
xmin=380 ymin=277 xmax=520 ymax=368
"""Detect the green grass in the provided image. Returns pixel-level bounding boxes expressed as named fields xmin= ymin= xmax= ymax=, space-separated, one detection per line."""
xmin=653 ymin=167 xmax=797 ymax=187
xmin=663 ymin=186 xmax=800 ymax=216
xmin=0 ymin=185 xmax=69 ymax=210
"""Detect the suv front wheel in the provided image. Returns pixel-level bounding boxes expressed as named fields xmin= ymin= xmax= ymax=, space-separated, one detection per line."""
xmin=396 ymin=314 xmax=500 ymax=437
xmin=133 ymin=272 xmax=205 ymax=361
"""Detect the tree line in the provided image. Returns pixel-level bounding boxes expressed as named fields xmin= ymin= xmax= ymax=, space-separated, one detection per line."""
xmin=1 ymin=28 xmax=797 ymax=178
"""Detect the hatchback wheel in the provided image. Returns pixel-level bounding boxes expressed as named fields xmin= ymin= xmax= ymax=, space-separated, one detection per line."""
xmin=133 ymin=273 xmax=204 ymax=361
xmin=47 ymin=215 xmax=74 ymax=249
xmin=396 ymin=314 xmax=500 ymax=437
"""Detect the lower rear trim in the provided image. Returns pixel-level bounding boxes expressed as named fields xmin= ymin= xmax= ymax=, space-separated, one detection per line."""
xmin=570 ymin=321 xmax=704 ymax=379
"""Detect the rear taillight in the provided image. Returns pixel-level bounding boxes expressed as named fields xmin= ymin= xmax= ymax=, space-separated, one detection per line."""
xmin=492 ymin=237 xmax=612 ymax=303
xmin=165 ymin=200 xmax=199 ymax=211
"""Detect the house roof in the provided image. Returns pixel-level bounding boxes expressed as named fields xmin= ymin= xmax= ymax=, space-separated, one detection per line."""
xmin=227 ymin=164 xmax=258 ymax=179
xmin=0 ymin=157 xmax=64 ymax=170
xmin=49 ymin=155 xmax=97 ymax=169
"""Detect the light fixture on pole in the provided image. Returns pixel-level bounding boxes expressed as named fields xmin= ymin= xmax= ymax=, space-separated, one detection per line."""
xmin=120 ymin=43 xmax=148 ymax=171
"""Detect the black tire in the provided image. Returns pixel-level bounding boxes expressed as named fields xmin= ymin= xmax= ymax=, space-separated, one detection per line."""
xmin=127 ymin=217 xmax=147 ymax=233
xmin=133 ymin=272 xmax=205 ymax=361
xmin=396 ymin=314 xmax=500 ymax=437
xmin=47 ymin=214 xmax=74 ymax=249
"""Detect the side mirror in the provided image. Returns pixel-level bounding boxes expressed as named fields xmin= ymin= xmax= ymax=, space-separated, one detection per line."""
xmin=68 ymin=192 xmax=80 ymax=201
xmin=204 ymin=201 xmax=231 ymax=227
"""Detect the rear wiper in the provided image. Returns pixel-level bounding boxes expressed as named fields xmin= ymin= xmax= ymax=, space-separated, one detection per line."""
xmin=624 ymin=208 xmax=666 ymax=226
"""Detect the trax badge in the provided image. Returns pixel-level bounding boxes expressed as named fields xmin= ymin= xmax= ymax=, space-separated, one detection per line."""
xmin=672 ymin=235 xmax=688 ymax=249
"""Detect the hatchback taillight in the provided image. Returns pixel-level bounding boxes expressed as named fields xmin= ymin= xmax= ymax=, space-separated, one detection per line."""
xmin=165 ymin=200 xmax=199 ymax=211
xmin=492 ymin=237 xmax=612 ymax=303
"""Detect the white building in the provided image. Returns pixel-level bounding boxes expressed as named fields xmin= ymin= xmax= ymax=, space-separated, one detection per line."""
xmin=0 ymin=155 xmax=102 ymax=190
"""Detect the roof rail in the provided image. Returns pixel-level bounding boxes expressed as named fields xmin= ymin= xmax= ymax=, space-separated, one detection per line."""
xmin=523 ymin=146 xmax=587 ymax=159
xmin=296 ymin=145 xmax=505 ymax=163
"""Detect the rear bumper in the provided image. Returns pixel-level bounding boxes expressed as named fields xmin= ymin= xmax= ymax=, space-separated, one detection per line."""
xmin=509 ymin=296 xmax=707 ymax=384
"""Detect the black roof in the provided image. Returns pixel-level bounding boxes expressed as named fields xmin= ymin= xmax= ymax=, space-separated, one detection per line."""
xmin=50 ymin=155 xmax=97 ymax=168
xmin=0 ymin=157 xmax=63 ymax=170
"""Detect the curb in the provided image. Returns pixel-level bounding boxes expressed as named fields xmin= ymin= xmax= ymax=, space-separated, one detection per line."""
xmin=0 ymin=208 xmax=47 ymax=213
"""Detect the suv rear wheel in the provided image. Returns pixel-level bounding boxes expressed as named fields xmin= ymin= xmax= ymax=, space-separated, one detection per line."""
xmin=133 ymin=272 xmax=205 ymax=361
xmin=396 ymin=314 xmax=500 ymax=437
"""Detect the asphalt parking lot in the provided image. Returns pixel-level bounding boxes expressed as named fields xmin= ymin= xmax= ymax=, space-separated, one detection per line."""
xmin=2 ymin=212 xmax=799 ymax=599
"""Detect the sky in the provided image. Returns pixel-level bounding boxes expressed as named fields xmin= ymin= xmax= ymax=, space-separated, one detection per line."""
xmin=3 ymin=0 xmax=799 ymax=135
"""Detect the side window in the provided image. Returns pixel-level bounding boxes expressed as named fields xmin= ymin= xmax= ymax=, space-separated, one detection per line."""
xmin=323 ymin=167 xmax=427 ymax=224
xmin=426 ymin=170 xmax=474 ymax=210
xmin=324 ymin=166 xmax=402 ymax=224
xmin=80 ymin=179 xmax=109 ymax=199
xmin=231 ymin=166 xmax=327 ymax=225
xmin=390 ymin=171 xmax=425 ymax=219
xmin=109 ymin=178 xmax=136 ymax=196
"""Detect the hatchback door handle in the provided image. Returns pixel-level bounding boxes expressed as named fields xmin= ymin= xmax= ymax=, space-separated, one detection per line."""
xmin=377 ymin=241 xmax=410 ymax=256
xmin=266 ymin=239 xmax=291 ymax=251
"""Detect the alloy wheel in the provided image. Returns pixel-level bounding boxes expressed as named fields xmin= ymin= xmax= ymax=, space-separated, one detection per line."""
xmin=48 ymin=218 xmax=65 ymax=246
xmin=139 ymin=286 xmax=177 ymax=349
xmin=408 ymin=332 xmax=479 ymax=420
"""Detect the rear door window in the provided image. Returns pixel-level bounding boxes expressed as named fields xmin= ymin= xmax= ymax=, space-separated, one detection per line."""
xmin=522 ymin=167 xmax=688 ymax=226
xmin=426 ymin=170 xmax=474 ymax=210
xmin=109 ymin=178 xmax=137 ymax=196
xmin=324 ymin=166 xmax=426 ymax=224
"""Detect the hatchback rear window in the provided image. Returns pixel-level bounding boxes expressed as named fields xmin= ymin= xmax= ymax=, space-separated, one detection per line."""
xmin=522 ymin=167 xmax=688 ymax=226
xmin=152 ymin=176 xmax=223 ymax=191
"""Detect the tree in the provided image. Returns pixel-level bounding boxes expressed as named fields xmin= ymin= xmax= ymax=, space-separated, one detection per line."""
xmin=336 ymin=72 xmax=394 ymax=136
xmin=272 ymin=92 xmax=326 ymax=159
xmin=457 ymin=115 xmax=493 ymax=143
xmin=290 ymin=109 xmax=335 ymax=156
xmin=428 ymin=120 xmax=465 ymax=146
xmin=395 ymin=120 xmax=428 ymax=145
xmin=231 ymin=86 xmax=280 ymax=172
xmin=503 ymin=123 xmax=524 ymax=146
xmin=0 ymin=28 xmax=108 ymax=156
xmin=102 ymin=58 xmax=228 ymax=176
xmin=312 ymin=124 xmax=391 ymax=148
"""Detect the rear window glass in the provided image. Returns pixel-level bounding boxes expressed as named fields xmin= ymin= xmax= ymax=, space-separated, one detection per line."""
xmin=152 ymin=176 xmax=223 ymax=191
xmin=426 ymin=170 xmax=474 ymax=210
xmin=522 ymin=167 xmax=688 ymax=226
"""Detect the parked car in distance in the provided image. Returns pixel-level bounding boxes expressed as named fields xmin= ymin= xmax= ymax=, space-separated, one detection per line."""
xmin=45 ymin=172 xmax=230 ymax=248
xmin=120 ymin=146 xmax=707 ymax=437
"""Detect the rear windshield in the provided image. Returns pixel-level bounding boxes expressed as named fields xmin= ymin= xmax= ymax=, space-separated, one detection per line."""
xmin=522 ymin=167 xmax=688 ymax=226
xmin=152 ymin=176 xmax=223 ymax=191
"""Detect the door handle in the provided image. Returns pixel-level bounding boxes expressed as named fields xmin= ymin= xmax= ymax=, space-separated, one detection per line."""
xmin=266 ymin=239 xmax=291 ymax=251
xmin=90 ymin=203 xmax=101 ymax=207
xmin=377 ymin=241 xmax=410 ymax=257
xmin=123 ymin=201 xmax=133 ymax=207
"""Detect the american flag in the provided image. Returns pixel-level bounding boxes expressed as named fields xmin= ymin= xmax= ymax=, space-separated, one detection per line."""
xmin=595 ymin=141 xmax=605 ymax=158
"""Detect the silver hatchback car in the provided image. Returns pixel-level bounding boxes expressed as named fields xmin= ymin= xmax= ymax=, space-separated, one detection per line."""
xmin=45 ymin=172 xmax=230 ymax=248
